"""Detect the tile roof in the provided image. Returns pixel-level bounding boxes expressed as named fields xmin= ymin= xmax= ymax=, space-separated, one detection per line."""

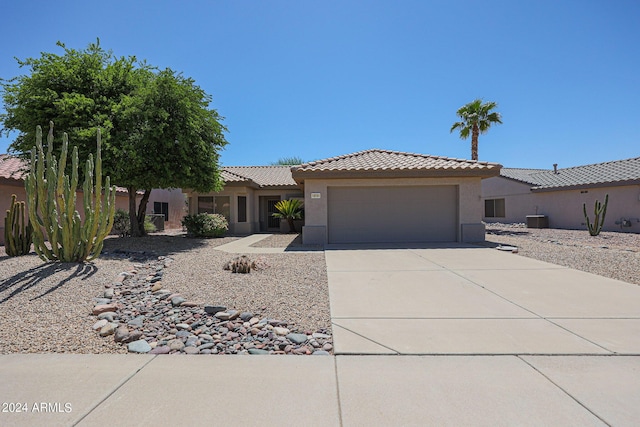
xmin=500 ymin=157 xmax=640 ymax=190
xmin=499 ymin=168 xmax=548 ymax=185
xmin=291 ymin=149 xmax=501 ymax=180
xmin=0 ymin=154 xmax=131 ymax=194
xmin=0 ymin=154 xmax=28 ymax=180
xmin=222 ymin=166 xmax=298 ymax=188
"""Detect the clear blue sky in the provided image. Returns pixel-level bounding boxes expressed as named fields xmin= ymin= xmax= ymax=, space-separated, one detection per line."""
xmin=1 ymin=0 xmax=639 ymax=169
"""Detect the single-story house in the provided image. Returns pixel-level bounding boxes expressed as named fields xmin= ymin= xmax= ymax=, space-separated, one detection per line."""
xmin=481 ymin=157 xmax=640 ymax=233
xmin=0 ymin=154 xmax=185 ymax=244
xmin=186 ymin=149 xmax=502 ymax=245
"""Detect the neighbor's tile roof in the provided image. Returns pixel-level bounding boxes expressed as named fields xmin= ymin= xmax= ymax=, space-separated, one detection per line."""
xmin=222 ymin=166 xmax=298 ymax=187
xmin=292 ymin=149 xmax=501 ymax=175
xmin=0 ymin=154 xmax=28 ymax=180
xmin=501 ymin=157 xmax=640 ymax=190
xmin=0 ymin=154 xmax=131 ymax=194
xmin=499 ymin=168 xmax=548 ymax=185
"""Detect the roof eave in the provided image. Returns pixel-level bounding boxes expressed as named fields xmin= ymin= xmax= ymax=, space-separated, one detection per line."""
xmin=292 ymin=167 xmax=501 ymax=183
xmin=531 ymin=178 xmax=640 ymax=193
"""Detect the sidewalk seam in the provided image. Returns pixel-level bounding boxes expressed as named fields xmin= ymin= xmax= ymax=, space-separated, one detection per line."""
xmin=71 ymin=355 xmax=157 ymax=426
xmin=332 ymin=322 xmax=399 ymax=354
xmin=517 ymin=356 xmax=612 ymax=427
xmin=333 ymin=356 xmax=344 ymax=427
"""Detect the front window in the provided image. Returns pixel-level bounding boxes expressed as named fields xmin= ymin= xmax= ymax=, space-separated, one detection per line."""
xmin=198 ymin=196 xmax=230 ymax=221
xmin=484 ymin=198 xmax=505 ymax=218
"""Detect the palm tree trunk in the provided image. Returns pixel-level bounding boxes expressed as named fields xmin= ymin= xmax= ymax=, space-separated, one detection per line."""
xmin=471 ymin=124 xmax=479 ymax=161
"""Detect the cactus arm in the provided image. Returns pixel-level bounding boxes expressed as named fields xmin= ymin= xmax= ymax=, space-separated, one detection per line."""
xmin=4 ymin=194 xmax=33 ymax=257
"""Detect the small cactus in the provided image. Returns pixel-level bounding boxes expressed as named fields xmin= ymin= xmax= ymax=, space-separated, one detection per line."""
xmin=583 ymin=194 xmax=608 ymax=236
xmin=224 ymin=255 xmax=252 ymax=273
xmin=4 ymin=194 xmax=33 ymax=256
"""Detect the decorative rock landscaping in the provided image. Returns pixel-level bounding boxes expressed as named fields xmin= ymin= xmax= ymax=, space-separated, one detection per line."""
xmin=91 ymin=255 xmax=333 ymax=355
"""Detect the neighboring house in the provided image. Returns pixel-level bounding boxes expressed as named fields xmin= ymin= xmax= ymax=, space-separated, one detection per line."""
xmin=146 ymin=188 xmax=187 ymax=230
xmin=481 ymin=157 xmax=640 ymax=233
xmin=186 ymin=149 xmax=501 ymax=245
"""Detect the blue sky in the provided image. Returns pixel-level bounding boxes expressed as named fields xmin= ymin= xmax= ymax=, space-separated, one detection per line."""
xmin=1 ymin=0 xmax=638 ymax=169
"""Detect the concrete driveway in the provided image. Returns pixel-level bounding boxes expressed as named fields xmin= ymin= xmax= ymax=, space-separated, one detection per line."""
xmin=326 ymin=243 xmax=640 ymax=355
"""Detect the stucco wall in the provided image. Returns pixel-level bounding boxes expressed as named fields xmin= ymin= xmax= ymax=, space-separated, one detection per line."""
xmin=481 ymin=177 xmax=538 ymax=223
xmin=1 ymin=180 xmax=132 ymax=245
xmin=302 ymin=176 xmax=484 ymax=244
xmin=481 ymin=177 xmax=640 ymax=233
xmin=146 ymin=188 xmax=187 ymax=229
xmin=534 ymin=186 xmax=640 ymax=232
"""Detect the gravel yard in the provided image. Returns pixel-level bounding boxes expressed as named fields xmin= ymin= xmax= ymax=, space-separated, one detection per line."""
xmin=483 ymin=223 xmax=640 ymax=285
xmin=0 ymin=232 xmax=330 ymax=354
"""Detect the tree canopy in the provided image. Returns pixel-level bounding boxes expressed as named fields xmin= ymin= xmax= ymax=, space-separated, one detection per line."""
xmin=1 ymin=40 xmax=228 ymax=236
xmin=450 ymin=99 xmax=502 ymax=161
xmin=270 ymin=156 xmax=304 ymax=165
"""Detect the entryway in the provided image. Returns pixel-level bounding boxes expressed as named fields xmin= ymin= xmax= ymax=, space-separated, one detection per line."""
xmin=259 ymin=196 xmax=281 ymax=232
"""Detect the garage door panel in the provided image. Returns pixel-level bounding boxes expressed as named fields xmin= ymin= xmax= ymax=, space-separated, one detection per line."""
xmin=328 ymin=186 xmax=457 ymax=243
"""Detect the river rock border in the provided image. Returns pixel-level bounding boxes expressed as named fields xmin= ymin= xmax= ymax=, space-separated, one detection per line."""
xmin=91 ymin=255 xmax=333 ymax=355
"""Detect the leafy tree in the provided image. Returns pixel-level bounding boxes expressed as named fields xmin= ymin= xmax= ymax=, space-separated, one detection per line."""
xmin=1 ymin=40 xmax=228 ymax=236
xmin=450 ymin=99 xmax=502 ymax=161
xmin=270 ymin=156 xmax=304 ymax=165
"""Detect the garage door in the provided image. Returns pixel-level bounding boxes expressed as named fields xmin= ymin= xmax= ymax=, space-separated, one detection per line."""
xmin=327 ymin=186 xmax=457 ymax=243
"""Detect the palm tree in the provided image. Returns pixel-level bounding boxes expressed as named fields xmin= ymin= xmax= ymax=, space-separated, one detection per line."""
xmin=450 ymin=99 xmax=502 ymax=161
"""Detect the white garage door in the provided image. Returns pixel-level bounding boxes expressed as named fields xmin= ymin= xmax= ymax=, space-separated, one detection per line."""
xmin=327 ymin=186 xmax=458 ymax=244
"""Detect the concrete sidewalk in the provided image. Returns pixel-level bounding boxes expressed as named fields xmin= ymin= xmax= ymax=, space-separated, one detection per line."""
xmin=2 ymin=243 xmax=640 ymax=426
xmin=1 ymin=353 xmax=639 ymax=426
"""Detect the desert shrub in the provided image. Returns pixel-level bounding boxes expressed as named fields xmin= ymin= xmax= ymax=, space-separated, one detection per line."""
xmin=144 ymin=215 xmax=157 ymax=233
xmin=113 ymin=209 xmax=131 ymax=237
xmin=182 ymin=213 xmax=228 ymax=237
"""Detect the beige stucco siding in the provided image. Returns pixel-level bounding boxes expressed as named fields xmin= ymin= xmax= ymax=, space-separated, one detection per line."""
xmin=482 ymin=177 xmax=640 ymax=233
xmin=302 ymin=177 xmax=484 ymax=244
xmin=146 ymin=188 xmax=187 ymax=229
xmin=481 ymin=177 xmax=539 ymax=223
xmin=533 ymin=186 xmax=640 ymax=232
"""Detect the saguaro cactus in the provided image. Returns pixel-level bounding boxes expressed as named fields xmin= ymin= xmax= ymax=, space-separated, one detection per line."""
xmin=4 ymin=194 xmax=33 ymax=256
xmin=583 ymin=194 xmax=608 ymax=237
xmin=24 ymin=122 xmax=116 ymax=262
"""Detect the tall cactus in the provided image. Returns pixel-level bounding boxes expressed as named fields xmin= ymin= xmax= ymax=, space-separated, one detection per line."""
xmin=24 ymin=122 xmax=116 ymax=262
xmin=583 ymin=194 xmax=608 ymax=237
xmin=4 ymin=194 xmax=33 ymax=256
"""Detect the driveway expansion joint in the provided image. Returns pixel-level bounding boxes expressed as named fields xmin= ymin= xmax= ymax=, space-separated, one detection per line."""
xmin=72 ymin=355 xmax=157 ymax=426
xmin=517 ymin=355 xmax=613 ymax=427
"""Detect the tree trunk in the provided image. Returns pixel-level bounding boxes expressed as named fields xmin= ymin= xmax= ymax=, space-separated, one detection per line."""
xmin=128 ymin=188 xmax=152 ymax=237
xmin=128 ymin=188 xmax=141 ymax=237
xmin=471 ymin=124 xmax=479 ymax=161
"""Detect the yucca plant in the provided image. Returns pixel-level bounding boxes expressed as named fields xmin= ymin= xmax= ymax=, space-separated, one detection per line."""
xmin=272 ymin=199 xmax=303 ymax=233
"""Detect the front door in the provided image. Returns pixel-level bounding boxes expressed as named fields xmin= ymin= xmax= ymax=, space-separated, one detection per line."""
xmin=266 ymin=198 xmax=281 ymax=230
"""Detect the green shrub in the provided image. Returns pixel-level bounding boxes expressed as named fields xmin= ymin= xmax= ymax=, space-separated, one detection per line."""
xmin=144 ymin=215 xmax=157 ymax=233
xmin=181 ymin=213 xmax=228 ymax=237
xmin=113 ymin=209 xmax=131 ymax=237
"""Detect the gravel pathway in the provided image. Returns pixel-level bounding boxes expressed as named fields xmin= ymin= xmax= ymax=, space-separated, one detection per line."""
xmin=483 ymin=223 xmax=640 ymax=285
xmin=0 ymin=232 xmax=330 ymax=353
